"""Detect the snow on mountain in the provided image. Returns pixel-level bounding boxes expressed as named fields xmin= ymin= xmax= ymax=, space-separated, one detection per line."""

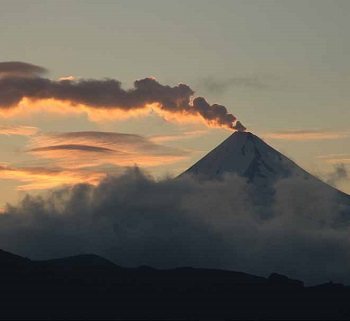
xmin=184 ymin=132 xmax=305 ymax=182
xmin=182 ymin=131 xmax=350 ymax=200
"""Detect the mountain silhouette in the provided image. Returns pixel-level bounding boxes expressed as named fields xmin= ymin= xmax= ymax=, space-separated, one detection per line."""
xmin=0 ymin=248 xmax=349 ymax=320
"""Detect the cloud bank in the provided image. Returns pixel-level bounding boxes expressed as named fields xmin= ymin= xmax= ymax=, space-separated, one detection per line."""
xmin=0 ymin=61 xmax=245 ymax=131
xmin=1 ymin=167 xmax=350 ymax=285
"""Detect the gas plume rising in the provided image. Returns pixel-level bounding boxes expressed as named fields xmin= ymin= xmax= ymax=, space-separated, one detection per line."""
xmin=0 ymin=61 xmax=245 ymax=131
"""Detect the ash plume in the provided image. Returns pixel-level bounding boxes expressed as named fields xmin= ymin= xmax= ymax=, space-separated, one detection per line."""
xmin=0 ymin=61 xmax=245 ymax=131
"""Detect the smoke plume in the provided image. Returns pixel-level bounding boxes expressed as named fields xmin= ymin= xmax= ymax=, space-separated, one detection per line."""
xmin=0 ymin=62 xmax=245 ymax=131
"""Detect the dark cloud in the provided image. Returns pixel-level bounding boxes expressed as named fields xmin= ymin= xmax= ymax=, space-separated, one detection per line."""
xmin=29 ymin=144 xmax=115 ymax=153
xmin=1 ymin=167 xmax=350 ymax=285
xmin=0 ymin=61 xmax=47 ymax=78
xmin=326 ymin=164 xmax=348 ymax=187
xmin=0 ymin=62 xmax=245 ymax=131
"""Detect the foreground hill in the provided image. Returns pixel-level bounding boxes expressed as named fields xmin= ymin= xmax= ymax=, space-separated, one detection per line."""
xmin=0 ymin=249 xmax=349 ymax=320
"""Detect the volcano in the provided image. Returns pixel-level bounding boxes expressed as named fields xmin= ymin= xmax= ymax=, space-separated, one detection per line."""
xmin=182 ymin=131 xmax=350 ymax=203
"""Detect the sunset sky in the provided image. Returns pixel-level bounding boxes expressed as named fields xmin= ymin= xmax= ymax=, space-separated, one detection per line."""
xmin=1 ymin=0 xmax=350 ymax=208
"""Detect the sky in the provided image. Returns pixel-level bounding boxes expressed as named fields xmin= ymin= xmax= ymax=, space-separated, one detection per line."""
xmin=1 ymin=0 xmax=350 ymax=207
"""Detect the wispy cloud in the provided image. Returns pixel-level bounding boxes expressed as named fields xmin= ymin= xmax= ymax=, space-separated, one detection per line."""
xmin=263 ymin=129 xmax=350 ymax=141
xmin=149 ymin=130 xmax=208 ymax=143
xmin=29 ymin=144 xmax=115 ymax=153
xmin=0 ymin=125 xmax=38 ymax=136
xmin=0 ymin=164 xmax=110 ymax=190
xmin=27 ymin=131 xmax=190 ymax=167
xmin=198 ymin=76 xmax=268 ymax=95
xmin=318 ymin=154 xmax=350 ymax=164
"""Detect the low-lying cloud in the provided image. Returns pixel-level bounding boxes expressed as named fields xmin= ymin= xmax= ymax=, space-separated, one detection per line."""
xmin=1 ymin=167 xmax=350 ymax=285
xmin=0 ymin=61 xmax=245 ymax=131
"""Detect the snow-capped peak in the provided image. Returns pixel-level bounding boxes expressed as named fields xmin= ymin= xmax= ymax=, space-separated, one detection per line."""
xmin=183 ymin=131 xmax=310 ymax=185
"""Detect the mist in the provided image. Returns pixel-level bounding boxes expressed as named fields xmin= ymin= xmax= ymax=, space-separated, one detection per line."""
xmin=1 ymin=167 xmax=350 ymax=285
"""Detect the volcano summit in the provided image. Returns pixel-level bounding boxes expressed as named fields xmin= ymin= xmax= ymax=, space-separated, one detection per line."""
xmin=184 ymin=132 xmax=348 ymax=192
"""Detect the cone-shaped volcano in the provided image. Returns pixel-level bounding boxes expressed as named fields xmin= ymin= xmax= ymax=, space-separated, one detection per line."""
xmin=182 ymin=131 xmax=350 ymax=201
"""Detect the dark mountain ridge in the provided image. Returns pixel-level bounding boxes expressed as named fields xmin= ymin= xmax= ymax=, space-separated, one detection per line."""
xmin=0 ymin=248 xmax=349 ymax=320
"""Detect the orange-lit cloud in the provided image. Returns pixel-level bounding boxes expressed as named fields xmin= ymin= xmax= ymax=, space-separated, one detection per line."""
xmin=264 ymin=129 xmax=349 ymax=141
xmin=0 ymin=98 xmax=86 ymax=119
xmin=0 ymin=129 xmax=192 ymax=190
xmin=27 ymin=131 xmax=190 ymax=168
xmin=28 ymin=146 xmax=187 ymax=168
xmin=0 ymin=164 xmax=108 ymax=190
xmin=317 ymin=154 xmax=350 ymax=164
xmin=0 ymin=124 xmax=195 ymax=192
xmin=0 ymin=98 xmax=156 ymax=123
xmin=0 ymin=125 xmax=38 ymax=136
xmin=59 ymin=76 xmax=75 ymax=81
